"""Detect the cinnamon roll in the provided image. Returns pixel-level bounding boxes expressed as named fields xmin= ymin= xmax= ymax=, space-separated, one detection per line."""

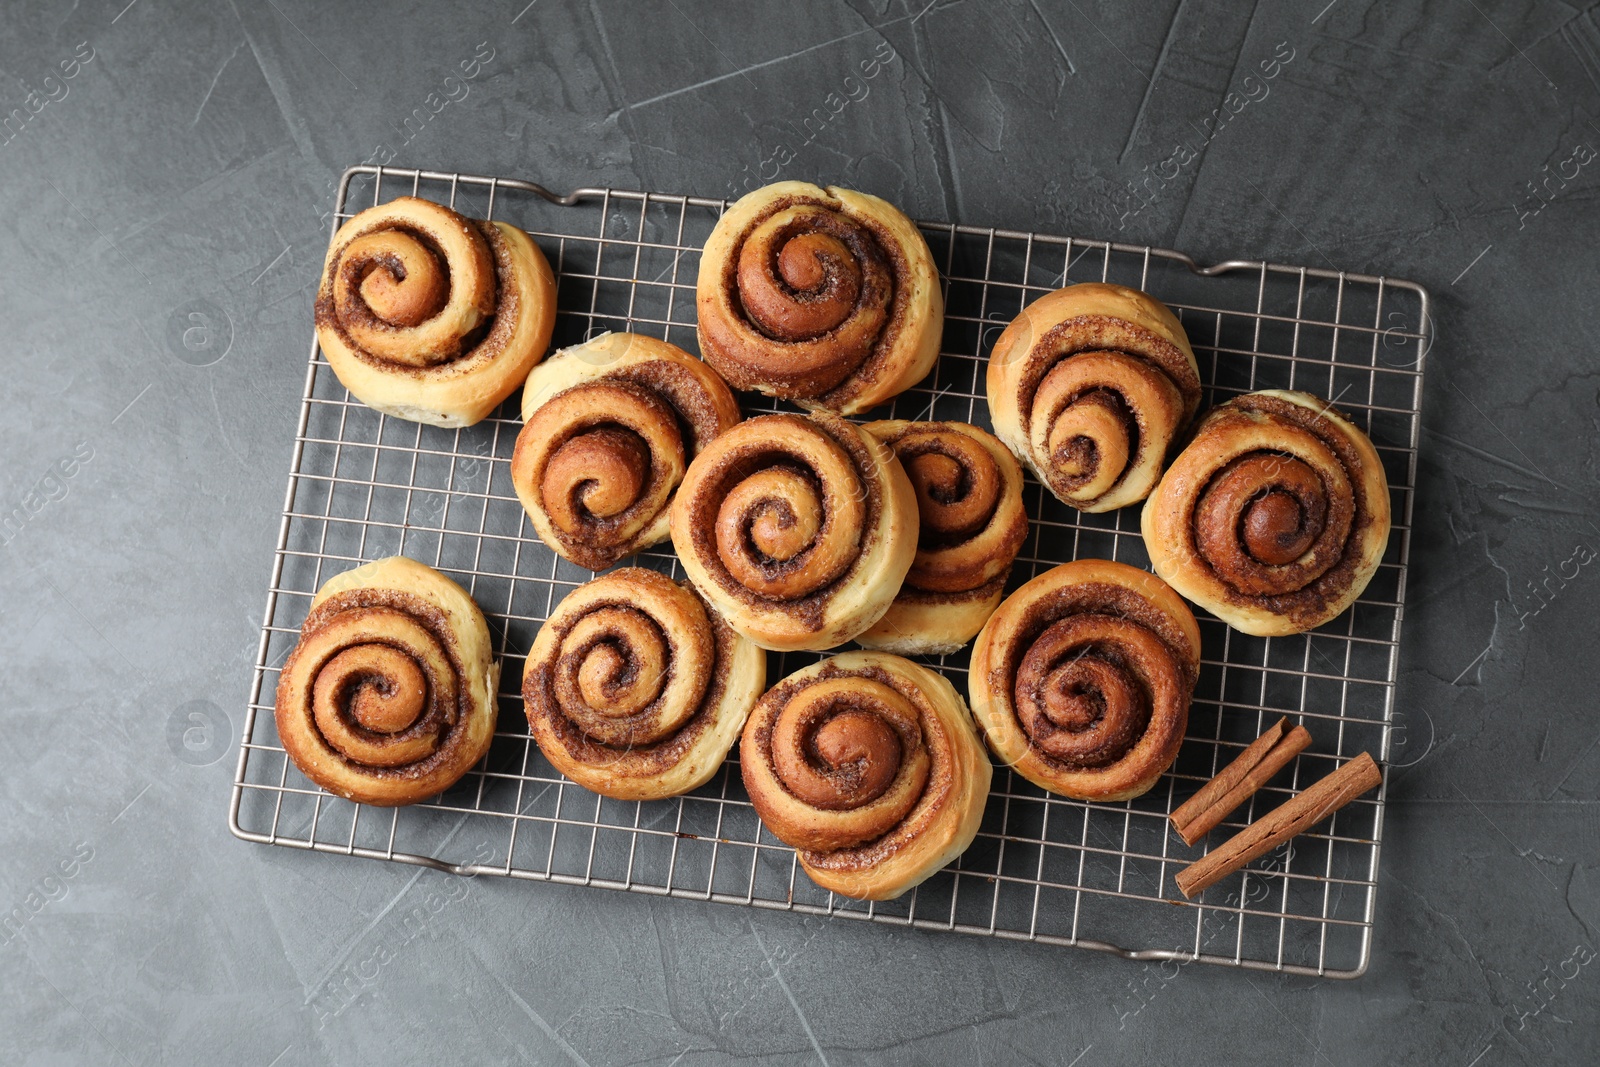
xmin=315 ymin=196 xmax=556 ymax=428
xmin=670 ymin=412 xmax=918 ymax=651
xmin=987 ymin=282 xmax=1201 ymax=512
xmin=741 ymin=652 xmax=992 ymax=900
xmin=275 ymin=556 xmax=499 ymax=806
xmin=523 ymin=568 xmax=765 ymax=800
xmin=1141 ymin=389 xmax=1391 ymax=636
xmin=856 ymin=421 xmax=1029 ymax=655
xmin=968 ymin=559 xmax=1199 ymax=802
xmin=697 ymin=181 xmax=942 ymax=415
xmin=510 ymin=333 xmax=742 ymax=571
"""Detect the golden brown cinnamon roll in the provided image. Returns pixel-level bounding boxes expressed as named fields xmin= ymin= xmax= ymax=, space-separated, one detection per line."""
xmin=741 ymin=652 xmax=992 ymax=900
xmin=987 ymin=282 xmax=1201 ymax=512
xmin=275 ymin=557 xmax=499 ymax=806
xmin=697 ymin=181 xmax=942 ymax=415
xmin=856 ymin=421 xmax=1029 ymax=655
xmin=969 ymin=559 xmax=1199 ymax=802
xmin=523 ymin=568 xmax=764 ymax=800
xmin=315 ymin=196 xmax=556 ymax=428
xmin=510 ymin=333 xmax=742 ymax=571
xmin=670 ymin=412 xmax=918 ymax=652
xmin=1141 ymin=389 xmax=1391 ymax=636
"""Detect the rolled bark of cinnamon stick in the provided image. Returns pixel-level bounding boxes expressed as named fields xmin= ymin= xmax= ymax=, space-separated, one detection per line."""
xmin=1170 ymin=718 xmax=1314 ymax=846
xmin=1174 ymin=751 xmax=1382 ymax=898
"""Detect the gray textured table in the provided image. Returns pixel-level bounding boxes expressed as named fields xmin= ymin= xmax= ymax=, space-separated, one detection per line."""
xmin=4 ymin=2 xmax=1597 ymax=1064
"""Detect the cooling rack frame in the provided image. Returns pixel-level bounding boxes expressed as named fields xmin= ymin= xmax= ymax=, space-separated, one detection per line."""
xmin=230 ymin=164 xmax=1431 ymax=978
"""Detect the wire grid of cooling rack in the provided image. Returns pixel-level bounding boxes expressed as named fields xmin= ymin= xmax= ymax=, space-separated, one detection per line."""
xmin=231 ymin=164 xmax=1430 ymax=978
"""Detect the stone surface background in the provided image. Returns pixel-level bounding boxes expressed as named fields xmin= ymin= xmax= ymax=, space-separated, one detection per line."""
xmin=3 ymin=1 xmax=1597 ymax=1064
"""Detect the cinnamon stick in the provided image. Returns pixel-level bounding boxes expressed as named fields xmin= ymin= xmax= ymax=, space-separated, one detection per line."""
xmin=1174 ymin=752 xmax=1382 ymax=898
xmin=1170 ymin=718 xmax=1314 ymax=846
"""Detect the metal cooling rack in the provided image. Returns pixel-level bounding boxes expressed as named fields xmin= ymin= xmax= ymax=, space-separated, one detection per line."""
xmin=230 ymin=164 xmax=1431 ymax=978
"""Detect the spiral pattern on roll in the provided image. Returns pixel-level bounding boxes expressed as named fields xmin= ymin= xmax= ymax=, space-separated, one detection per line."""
xmin=856 ymin=421 xmax=1030 ymax=655
xmin=301 ymin=611 xmax=459 ymax=767
xmin=741 ymin=652 xmax=992 ymax=901
xmin=511 ymin=333 xmax=741 ymax=571
xmin=320 ymin=199 xmax=493 ymax=367
xmin=1009 ymin=613 xmax=1184 ymax=769
xmin=670 ymin=412 xmax=918 ymax=652
xmin=523 ymin=568 xmax=764 ymax=800
xmin=275 ymin=557 xmax=498 ymax=807
xmin=735 ymin=206 xmax=891 ymax=359
xmin=968 ymin=560 xmax=1199 ymax=802
xmin=764 ymin=676 xmax=930 ymax=849
xmin=315 ymin=195 xmax=555 ymax=428
xmin=697 ymin=181 xmax=942 ymax=415
xmin=987 ymin=283 xmax=1201 ymax=513
xmin=1141 ymin=390 xmax=1392 ymax=636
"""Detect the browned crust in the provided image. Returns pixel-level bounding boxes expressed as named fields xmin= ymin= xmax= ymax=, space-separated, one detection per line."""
xmin=705 ymin=194 xmax=890 ymax=393
xmin=866 ymin=420 xmax=1029 ymax=595
xmin=662 ymin=412 xmax=915 ymax=655
xmin=987 ymin=284 xmax=1201 ymax=512
xmin=511 ymin=378 xmax=679 ymax=571
xmin=315 ymin=199 xmax=556 ymax=427
xmin=1193 ymin=394 xmax=1375 ymax=623
xmin=968 ymin=560 xmax=1200 ymax=802
xmin=696 ymin=183 xmax=941 ymax=414
xmin=511 ymin=334 xmax=743 ymax=571
xmin=276 ymin=589 xmax=483 ymax=802
xmin=984 ymin=580 xmax=1200 ymax=705
xmin=739 ymin=653 xmax=990 ymax=899
xmin=1142 ymin=389 xmax=1391 ymax=636
xmin=316 ymin=215 xmax=517 ymax=377
xmin=522 ymin=574 xmax=743 ymax=786
xmin=679 ymin=414 xmax=883 ymax=630
xmin=1006 ymin=316 xmax=1202 ymax=438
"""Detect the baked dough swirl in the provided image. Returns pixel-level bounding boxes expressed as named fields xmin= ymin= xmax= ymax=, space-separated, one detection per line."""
xmin=697 ymin=181 xmax=942 ymax=415
xmin=856 ymin=420 xmax=1030 ymax=655
xmin=522 ymin=568 xmax=764 ymax=800
xmin=315 ymin=196 xmax=556 ymax=428
xmin=988 ymin=282 xmax=1201 ymax=512
xmin=275 ymin=556 xmax=499 ymax=806
xmin=670 ymin=412 xmax=918 ymax=651
xmin=969 ymin=559 xmax=1199 ymax=802
xmin=510 ymin=332 xmax=742 ymax=571
xmin=741 ymin=652 xmax=992 ymax=900
xmin=1141 ymin=389 xmax=1391 ymax=636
